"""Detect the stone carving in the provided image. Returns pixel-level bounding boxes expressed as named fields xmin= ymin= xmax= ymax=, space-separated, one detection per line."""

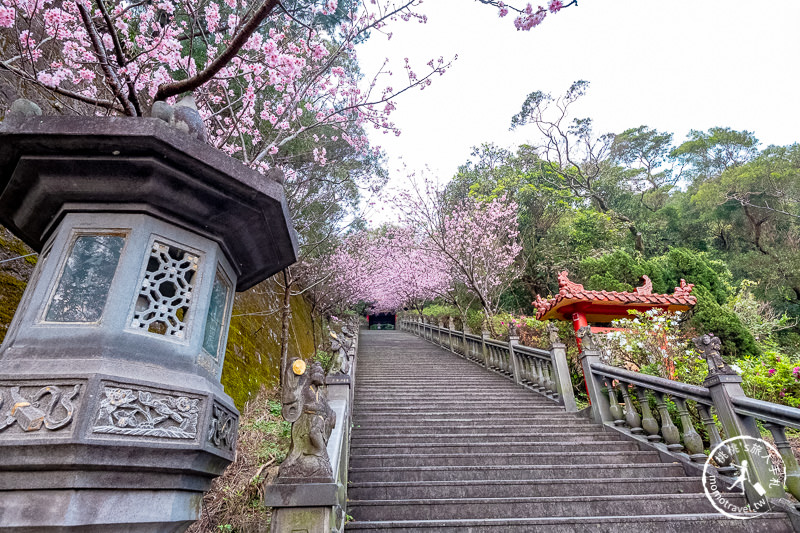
xmin=131 ymin=241 xmax=199 ymax=339
xmin=546 ymin=322 xmax=561 ymax=345
xmin=0 ymin=384 xmax=81 ymax=433
xmin=576 ymin=325 xmax=598 ymax=352
xmin=693 ymin=334 xmax=736 ymax=376
xmin=279 ymin=359 xmax=336 ymax=482
xmin=151 ymin=95 xmax=208 ymax=142
xmin=329 ymin=323 xmax=357 ymax=374
xmin=93 ymin=387 xmax=200 ymax=439
xmin=508 ymin=321 xmax=518 ymax=338
xmin=208 ymin=403 xmax=237 ymax=452
xmin=634 ymin=275 xmax=653 ymax=296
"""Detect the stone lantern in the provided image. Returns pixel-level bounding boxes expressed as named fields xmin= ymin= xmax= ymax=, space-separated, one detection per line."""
xmin=0 ymin=115 xmax=297 ymax=531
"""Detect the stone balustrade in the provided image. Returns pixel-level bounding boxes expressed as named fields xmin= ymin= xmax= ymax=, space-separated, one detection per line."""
xmin=400 ymin=314 xmax=800 ymax=515
xmin=398 ymin=316 xmax=577 ymax=412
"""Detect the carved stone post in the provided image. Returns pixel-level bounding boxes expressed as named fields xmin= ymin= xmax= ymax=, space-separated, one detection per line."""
xmin=696 ymin=335 xmax=786 ymax=501
xmin=546 ymin=324 xmax=577 ymax=412
xmin=448 ymin=316 xmax=455 ymax=353
xmin=0 ymin=116 xmax=297 ymax=531
xmin=508 ymin=323 xmax=522 ymax=385
xmin=480 ymin=322 xmax=490 ymax=368
xmin=576 ymin=327 xmax=611 ymax=424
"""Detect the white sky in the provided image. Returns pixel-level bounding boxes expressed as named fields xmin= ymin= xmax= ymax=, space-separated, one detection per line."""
xmin=356 ymin=0 xmax=800 ymax=201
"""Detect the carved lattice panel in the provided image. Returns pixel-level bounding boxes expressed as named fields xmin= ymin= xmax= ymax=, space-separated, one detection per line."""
xmin=131 ymin=241 xmax=199 ymax=339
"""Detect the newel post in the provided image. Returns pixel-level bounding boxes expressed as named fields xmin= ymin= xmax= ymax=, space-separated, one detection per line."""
xmin=576 ymin=327 xmax=611 ymax=424
xmin=448 ymin=316 xmax=455 ymax=353
xmin=696 ymin=335 xmax=786 ymax=503
xmin=546 ymin=324 xmax=577 ymax=412
xmin=480 ymin=321 xmax=490 ymax=368
xmin=508 ymin=322 xmax=522 ymax=384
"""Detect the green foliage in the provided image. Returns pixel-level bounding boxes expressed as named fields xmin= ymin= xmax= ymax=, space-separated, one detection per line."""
xmin=689 ymin=284 xmax=758 ymax=358
xmin=311 ymin=349 xmax=335 ymax=374
xmin=654 ymin=248 xmax=731 ymax=305
xmin=737 ymin=351 xmax=800 ymax=407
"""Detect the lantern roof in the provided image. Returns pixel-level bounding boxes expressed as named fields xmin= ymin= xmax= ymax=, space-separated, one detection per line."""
xmin=534 ymin=271 xmax=696 ymax=322
xmin=0 ymin=116 xmax=298 ymax=290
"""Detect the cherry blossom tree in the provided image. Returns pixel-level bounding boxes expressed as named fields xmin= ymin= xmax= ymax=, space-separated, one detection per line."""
xmin=389 ymin=176 xmax=524 ymax=326
xmin=0 ymin=0 xmax=451 ymax=174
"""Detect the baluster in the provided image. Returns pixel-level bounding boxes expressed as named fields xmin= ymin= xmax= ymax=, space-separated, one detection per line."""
xmin=607 ymin=380 xmax=625 ymax=424
xmin=697 ymin=404 xmax=733 ymax=470
xmin=654 ymin=392 xmax=683 ymax=452
xmin=542 ymin=361 xmax=555 ymax=393
xmin=673 ymin=397 xmax=705 ymax=461
xmin=525 ymin=357 xmax=534 ymax=385
xmin=533 ymin=359 xmax=545 ymax=390
xmin=764 ymin=423 xmax=800 ymax=500
xmin=618 ymin=381 xmax=643 ymax=434
xmin=637 ymin=387 xmax=660 ymax=442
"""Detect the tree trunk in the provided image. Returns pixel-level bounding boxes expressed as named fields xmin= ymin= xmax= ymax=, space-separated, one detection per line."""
xmin=279 ymin=268 xmax=292 ymax=388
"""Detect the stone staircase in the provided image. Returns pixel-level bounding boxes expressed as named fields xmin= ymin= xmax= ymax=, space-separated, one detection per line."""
xmin=346 ymin=330 xmax=794 ymax=531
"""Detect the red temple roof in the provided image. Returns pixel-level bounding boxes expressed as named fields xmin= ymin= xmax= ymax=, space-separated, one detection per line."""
xmin=533 ymin=271 xmax=696 ymax=322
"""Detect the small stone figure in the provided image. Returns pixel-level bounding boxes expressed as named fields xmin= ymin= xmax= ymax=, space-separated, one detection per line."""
xmin=508 ymin=321 xmax=519 ymax=339
xmin=576 ymin=325 xmax=598 ymax=352
xmin=329 ymin=331 xmax=351 ymax=375
xmin=546 ymin=322 xmax=561 ymax=345
xmin=278 ymin=359 xmax=336 ymax=482
xmin=693 ymin=334 xmax=736 ymax=376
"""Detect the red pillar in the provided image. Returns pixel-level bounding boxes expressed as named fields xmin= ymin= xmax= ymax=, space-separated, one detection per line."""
xmin=572 ymin=311 xmax=592 ymax=404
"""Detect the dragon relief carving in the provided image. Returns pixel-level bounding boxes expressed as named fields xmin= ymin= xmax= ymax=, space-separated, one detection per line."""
xmin=208 ymin=403 xmax=238 ymax=452
xmin=0 ymin=384 xmax=81 ymax=433
xmin=93 ymin=387 xmax=200 ymax=439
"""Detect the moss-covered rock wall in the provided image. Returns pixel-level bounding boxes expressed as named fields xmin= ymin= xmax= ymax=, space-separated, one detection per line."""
xmin=221 ymin=278 xmax=318 ymax=410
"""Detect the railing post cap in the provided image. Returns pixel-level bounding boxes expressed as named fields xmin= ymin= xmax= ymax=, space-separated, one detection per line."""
xmin=579 ymin=348 xmax=603 ymax=360
xmin=703 ymin=373 xmax=743 ymax=387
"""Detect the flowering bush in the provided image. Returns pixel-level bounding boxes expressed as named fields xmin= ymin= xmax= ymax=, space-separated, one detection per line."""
xmin=599 ymin=309 xmax=705 ymax=384
xmin=737 ymin=350 xmax=800 ymax=408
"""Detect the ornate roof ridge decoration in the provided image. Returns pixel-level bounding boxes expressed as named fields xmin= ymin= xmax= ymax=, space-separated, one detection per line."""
xmin=533 ymin=270 xmax=697 ymax=321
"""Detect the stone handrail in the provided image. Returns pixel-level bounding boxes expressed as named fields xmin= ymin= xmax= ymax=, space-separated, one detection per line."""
xmin=398 ymin=317 xmax=577 ymax=412
xmin=579 ymin=344 xmax=800 ymax=505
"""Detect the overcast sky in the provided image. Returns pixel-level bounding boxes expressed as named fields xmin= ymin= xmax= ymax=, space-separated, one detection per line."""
xmin=356 ymin=0 xmax=800 ymax=198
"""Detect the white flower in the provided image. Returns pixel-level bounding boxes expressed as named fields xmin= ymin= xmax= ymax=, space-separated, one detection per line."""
xmin=730 ymin=364 xmax=743 ymax=375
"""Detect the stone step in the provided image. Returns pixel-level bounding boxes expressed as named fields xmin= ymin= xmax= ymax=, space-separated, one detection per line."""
xmin=350 ymin=450 xmax=660 ymax=468
xmin=349 ymin=441 xmax=639 ymax=455
xmin=347 ymin=493 xmax=741 ymax=521
xmin=343 ymin=513 xmax=795 ymax=532
xmin=350 ymin=431 xmax=628 ymax=445
xmin=351 ymin=424 xmax=604 ymax=436
xmin=352 ymin=400 xmax=557 ymax=408
xmin=348 ymin=462 xmax=687 ymax=483
xmin=351 ymin=417 xmax=593 ymax=426
xmin=347 ymin=476 xmax=704 ymax=500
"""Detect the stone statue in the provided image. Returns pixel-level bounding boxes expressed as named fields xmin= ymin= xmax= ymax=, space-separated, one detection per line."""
xmin=508 ymin=321 xmax=519 ymax=339
xmin=329 ymin=324 xmax=356 ymax=375
xmin=546 ymin=322 xmax=561 ymax=345
xmin=693 ymin=334 xmax=736 ymax=376
xmin=278 ymin=359 xmax=336 ymax=482
xmin=576 ymin=325 xmax=598 ymax=352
